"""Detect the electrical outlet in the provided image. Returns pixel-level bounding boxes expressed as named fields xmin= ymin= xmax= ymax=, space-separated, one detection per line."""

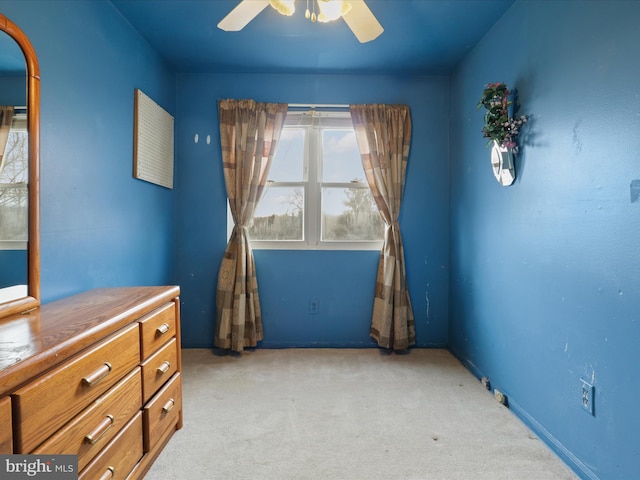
xmin=494 ymin=389 xmax=508 ymax=406
xmin=581 ymin=379 xmax=595 ymax=416
xmin=309 ymin=299 xmax=320 ymax=315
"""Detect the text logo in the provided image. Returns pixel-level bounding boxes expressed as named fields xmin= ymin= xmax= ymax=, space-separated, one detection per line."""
xmin=0 ymin=455 xmax=77 ymax=479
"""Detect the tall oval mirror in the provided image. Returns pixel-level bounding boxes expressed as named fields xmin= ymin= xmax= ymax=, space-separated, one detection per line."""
xmin=0 ymin=14 xmax=40 ymax=319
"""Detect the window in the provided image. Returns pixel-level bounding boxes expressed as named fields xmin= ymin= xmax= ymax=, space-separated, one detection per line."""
xmin=0 ymin=111 xmax=28 ymax=250
xmin=233 ymin=110 xmax=384 ymax=250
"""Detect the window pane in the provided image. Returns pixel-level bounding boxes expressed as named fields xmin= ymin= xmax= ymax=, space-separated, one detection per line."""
xmin=0 ymin=131 xmax=28 ymax=184
xmin=249 ymin=187 xmax=304 ymax=241
xmin=243 ymin=113 xmax=384 ymax=250
xmin=0 ymin=130 xmax=28 ymax=242
xmin=322 ymin=129 xmax=364 ymax=183
xmin=321 ymin=187 xmax=384 ymax=241
xmin=269 ymin=128 xmax=304 ymax=182
xmin=0 ymin=186 xmax=27 ymax=241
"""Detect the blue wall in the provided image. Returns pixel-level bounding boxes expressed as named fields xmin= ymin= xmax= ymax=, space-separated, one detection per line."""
xmin=174 ymin=73 xmax=450 ymax=348
xmin=449 ymin=2 xmax=640 ymax=479
xmin=0 ymin=0 xmax=176 ymax=302
xmin=0 ymin=75 xmax=26 ymax=104
xmin=0 ymin=250 xmax=25 ymax=287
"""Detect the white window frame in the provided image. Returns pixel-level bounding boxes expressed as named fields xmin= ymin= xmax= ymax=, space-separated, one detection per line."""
xmin=227 ymin=109 xmax=383 ymax=251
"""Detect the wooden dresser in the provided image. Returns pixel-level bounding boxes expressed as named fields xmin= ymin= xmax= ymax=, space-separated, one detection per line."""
xmin=0 ymin=286 xmax=182 ymax=479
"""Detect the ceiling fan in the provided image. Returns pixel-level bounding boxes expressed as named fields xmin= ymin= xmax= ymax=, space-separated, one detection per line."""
xmin=217 ymin=0 xmax=384 ymax=43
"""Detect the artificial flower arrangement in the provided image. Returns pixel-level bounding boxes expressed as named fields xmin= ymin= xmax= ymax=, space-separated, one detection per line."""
xmin=477 ymin=82 xmax=527 ymax=152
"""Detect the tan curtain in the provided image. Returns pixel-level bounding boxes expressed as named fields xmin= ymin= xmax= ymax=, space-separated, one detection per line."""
xmin=349 ymin=104 xmax=415 ymax=350
xmin=215 ymin=99 xmax=288 ymax=352
xmin=0 ymin=107 xmax=15 ymax=173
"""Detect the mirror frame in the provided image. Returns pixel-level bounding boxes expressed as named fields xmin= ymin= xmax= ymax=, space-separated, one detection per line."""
xmin=0 ymin=14 xmax=40 ymax=319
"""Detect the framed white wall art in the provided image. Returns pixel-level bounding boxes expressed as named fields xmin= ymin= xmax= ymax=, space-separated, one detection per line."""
xmin=134 ymin=89 xmax=174 ymax=189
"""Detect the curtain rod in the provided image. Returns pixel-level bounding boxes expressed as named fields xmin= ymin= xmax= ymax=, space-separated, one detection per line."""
xmin=288 ymin=103 xmax=350 ymax=109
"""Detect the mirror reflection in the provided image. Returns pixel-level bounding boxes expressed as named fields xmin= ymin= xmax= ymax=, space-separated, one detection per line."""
xmin=0 ymin=29 xmax=29 ymax=304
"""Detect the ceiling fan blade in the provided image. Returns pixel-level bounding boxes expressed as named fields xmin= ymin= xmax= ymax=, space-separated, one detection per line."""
xmin=342 ymin=0 xmax=384 ymax=43
xmin=217 ymin=0 xmax=270 ymax=31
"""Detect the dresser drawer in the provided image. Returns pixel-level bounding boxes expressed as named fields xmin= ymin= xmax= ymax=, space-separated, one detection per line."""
xmin=0 ymin=396 xmax=11 ymax=453
xmin=143 ymin=372 xmax=181 ymax=453
xmin=79 ymin=411 xmax=143 ymax=480
xmin=13 ymin=323 xmax=140 ymax=453
xmin=32 ymin=367 xmax=142 ymax=471
xmin=138 ymin=302 xmax=176 ymax=360
xmin=141 ymin=338 xmax=178 ymax=404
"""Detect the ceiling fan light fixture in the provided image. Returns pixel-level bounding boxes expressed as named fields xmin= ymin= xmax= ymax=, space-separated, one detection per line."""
xmin=316 ymin=0 xmax=351 ymax=23
xmin=270 ymin=0 xmax=295 ymax=16
xmin=218 ymin=0 xmax=383 ymax=43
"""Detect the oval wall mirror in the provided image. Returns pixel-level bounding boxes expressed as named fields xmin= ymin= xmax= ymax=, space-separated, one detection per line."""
xmin=0 ymin=14 xmax=40 ymax=319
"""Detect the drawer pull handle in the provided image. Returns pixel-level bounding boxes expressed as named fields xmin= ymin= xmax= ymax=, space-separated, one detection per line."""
xmin=84 ymin=414 xmax=115 ymax=445
xmin=98 ymin=466 xmax=115 ymax=480
xmin=82 ymin=362 xmax=112 ymax=387
xmin=156 ymin=323 xmax=170 ymax=335
xmin=162 ymin=398 xmax=175 ymax=414
xmin=157 ymin=361 xmax=171 ymax=374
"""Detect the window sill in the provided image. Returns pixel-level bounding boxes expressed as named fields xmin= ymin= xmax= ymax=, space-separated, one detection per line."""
xmin=0 ymin=241 xmax=27 ymax=250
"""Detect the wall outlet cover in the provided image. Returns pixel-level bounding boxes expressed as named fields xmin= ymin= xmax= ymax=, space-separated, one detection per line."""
xmin=309 ymin=299 xmax=320 ymax=315
xmin=581 ymin=379 xmax=595 ymax=416
xmin=494 ymin=389 xmax=508 ymax=406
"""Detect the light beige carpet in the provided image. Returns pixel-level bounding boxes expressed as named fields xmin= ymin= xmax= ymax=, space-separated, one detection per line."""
xmin=144 ymin=349 xmax=578 ymax=480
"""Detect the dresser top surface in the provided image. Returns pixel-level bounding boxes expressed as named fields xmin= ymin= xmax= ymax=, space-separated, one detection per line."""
xmin=0 ymin=286 xmax=179 ymax=396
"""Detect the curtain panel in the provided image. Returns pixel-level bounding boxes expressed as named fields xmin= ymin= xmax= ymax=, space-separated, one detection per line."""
xmin=215 ymin=99 xmax=288 ymax=352
xmin=0 ymin=107 xmax=15 ymax=173
xmin=349 ymin=104 xmax=415 ymax=350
